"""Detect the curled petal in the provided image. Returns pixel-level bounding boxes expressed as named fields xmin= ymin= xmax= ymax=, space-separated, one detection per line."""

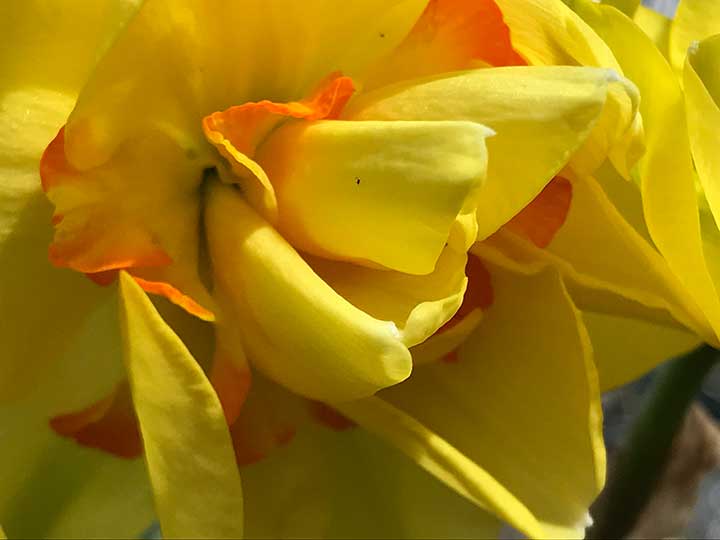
xmin=309 ymin=245 xmax=469 ymax=348
xmin=258 ymin=119 xmax=491 ymax=274
xmin=205 ymin=183 xmax=412 ymax=402
xmin=346 ymin=65 xmax=630 ymax=240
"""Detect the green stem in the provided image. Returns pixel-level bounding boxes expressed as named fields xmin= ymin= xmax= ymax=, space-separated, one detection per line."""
xmin=589 ymin=344 xmax=719 ymax=539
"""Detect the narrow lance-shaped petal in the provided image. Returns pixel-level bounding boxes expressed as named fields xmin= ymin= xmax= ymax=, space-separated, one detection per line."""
xmin=118 ymin=272 xmax=244 ymax=539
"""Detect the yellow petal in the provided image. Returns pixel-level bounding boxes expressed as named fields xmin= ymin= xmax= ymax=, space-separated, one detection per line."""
xmin=494 ymin=0 xmax=621 ymax=68
xmin=0 ymin=0 xmax=140 ymax=401
xmin=571 ymin=0 xmax=720 ymax=342
xmin=0 ymin=1 xmax=140 ymax=95
xmin=0 ymin=524 xmax=4 ymax=539
xmin=241 ymin=412 xmax=501 ymax=538
xmin=601 ymin=0 xmax=640 ymax=17
xmin=670 ymin=0 xmax=720 ymax=73
xmin=257 ymin=119 xmax=489 ymax=274
xmin=118 ymin=272 xmax=243 ymax=539
xmin=634 ymin=5 xmax=672 ymax=57
xmin=379 ymin=263 xmax=603 ymax=538
xmin=346 ymin=65 xmax=627 ymax=240
xmin=583 ymin=311 xmax=700 ymax=391
xmin=205 ymin=182 xmax=412 ymax=402
xmin=0 ymin=89 xmax=120 ymax=402
xmin=545 ymin=174 xmax=708 ymax=334
xmin=43 ymin=127 xmax=215 ymax=320
xmin=334 ymin=397 xmax=544 ymax=539
xmin=410 ymin=309 xmax=484 ymax=366
xmin=63 ymin=0 xmax=427 ymax=170
xmin=0 ymin=294 xmax=154 ymax=538
xmin=495 ymin=0 xmax=645 ymax=178
xmin=685 ymin=36 xmax=720 ymax=234
xmin=476 ymin=175 xmax=711 ymax=349
xmin=309 ymin=246 xmax=469 ymax=348
xmin=0 ymin=397 xmax=152 ymax=538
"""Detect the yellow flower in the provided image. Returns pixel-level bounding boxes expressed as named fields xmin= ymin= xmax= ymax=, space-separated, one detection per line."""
xmin=0 ymin=1 xmax=660 ymax=538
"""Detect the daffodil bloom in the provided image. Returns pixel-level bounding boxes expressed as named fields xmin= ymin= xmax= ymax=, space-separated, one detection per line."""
xmin=0 ymin=1 xmax=668 ymax=538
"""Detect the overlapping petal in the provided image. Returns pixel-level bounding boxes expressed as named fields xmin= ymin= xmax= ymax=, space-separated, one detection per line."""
xmin=41 ymin=126 xmax=215 ymax=320
xmin=205 ymin=183 xmax=412 ymax=402
xmin=685 ymin=35 xmax=720 ymax=243
xmin=570 ymin=0 xmax=720 ymax=342
xmin=335 ymin=397 xmax=543 ymax=539
xmin=309 ymin=246 xmax=469 ymax=348
xmin=346 ymin=65 xmax=630 ymax=240
xmin=0 ymin=0 xmax=140 ymax=401
xmin=62 ymin=0 xmax=429 ymax=171
xmin=257 ymin=119 xmax=490 ymax=274
xmin=362 ymin=0 xmax=525 ymax=90
xmin=240 ymin=419 xmax=502 ymax=539
xmin=376 ymin=264 xmax=604 ymax=538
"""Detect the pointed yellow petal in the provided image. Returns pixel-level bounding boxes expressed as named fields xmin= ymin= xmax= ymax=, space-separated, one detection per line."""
xmin=670 ymin=0 xmax=720 ymax=73
xmin=205 ymin=182 xmax=412 ymax=402
xmin=257 ymin=120 xmax=490 ymax=274
xmin=346 ymin=65 xmax=628 ymax=240
xmin=571 ymin=0 xmax=720 ymax=342
xmin=118 ymin=272 xmax=243 ymax=539
xmin=334 ymin=397 xmax=544 ymax=539
xmin=380 ymin=263 xmax=603 ymax=538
